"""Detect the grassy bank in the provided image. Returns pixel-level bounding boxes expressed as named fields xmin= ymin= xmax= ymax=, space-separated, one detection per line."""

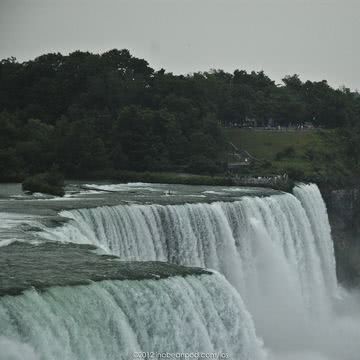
xmin=6 ymin=128 xmax=354 ymax=192
xmin=225 ymin=129 xmax=324 ymax=160
xmin=225 ymin=128 xmax=352 ymax=183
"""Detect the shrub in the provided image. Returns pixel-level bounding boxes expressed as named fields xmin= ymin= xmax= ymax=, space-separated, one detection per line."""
xmin=22 ymin=170 xmax=65 ymax=196
xmin=285 ymin=166 xmax=305 ymax=181
xmin=275 ymin=146 xmax=296 ymax=160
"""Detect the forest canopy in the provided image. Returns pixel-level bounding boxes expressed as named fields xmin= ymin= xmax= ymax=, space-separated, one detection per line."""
xmin=0 ymin=49 xmax=360 ymax=181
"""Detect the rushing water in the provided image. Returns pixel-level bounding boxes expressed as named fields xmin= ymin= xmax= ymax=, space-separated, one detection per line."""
xmin=44 ymin=185 xmax=337 ymax=308
xmin=1 ymin=183 xmax=360 ymax=359
xmin=0 ymin=273 xmax=266 ymax=360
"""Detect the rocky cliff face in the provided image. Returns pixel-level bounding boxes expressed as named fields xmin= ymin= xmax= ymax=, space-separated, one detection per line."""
xmin=323 ymin=188 xmax=360 ymax=286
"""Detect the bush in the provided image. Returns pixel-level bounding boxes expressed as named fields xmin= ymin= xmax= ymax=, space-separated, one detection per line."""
xmin=285 ymin=166 xmax=305 ymax=181
xmin=22 ymin=170 xmax=65 ymax=196
xmin=275 ymin=146 xmax=296 ymax=160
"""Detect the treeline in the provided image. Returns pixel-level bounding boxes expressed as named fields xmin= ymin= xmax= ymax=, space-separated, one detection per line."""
xmin=0 ymin=49 xmax=359 ymax=181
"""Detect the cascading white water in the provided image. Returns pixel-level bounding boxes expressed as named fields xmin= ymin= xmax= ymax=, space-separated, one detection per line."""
xmin=293 ymin=184 xmax=338 ymax=297
xmin=41 ymin=183 xmax=360 ymax=360
xmin=45 ymin=185 xmax=336 ymax=312
xmin=0 ymin=273 xmax=266 ymax=360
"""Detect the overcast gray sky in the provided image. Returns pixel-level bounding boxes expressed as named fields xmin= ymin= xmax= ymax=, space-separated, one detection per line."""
xmin=0 ymin=0 xmax=359 ymax=89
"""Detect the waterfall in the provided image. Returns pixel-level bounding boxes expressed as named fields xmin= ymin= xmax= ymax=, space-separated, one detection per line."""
xmin=293 ymin=183 xmax=337 ymax=296
xmin=0 ymin=273 xmax=266 ymax=360
xmin=40 ymin=183 xmax=359 ymax=358
xmin=45 ymin=185 xmax=337 ymax=311
xmin=36 ymin=183 xmax=360 ymax=359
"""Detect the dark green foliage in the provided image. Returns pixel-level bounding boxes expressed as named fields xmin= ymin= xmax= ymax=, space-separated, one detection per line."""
xmin=187 ymin=156 xmax=223 ymax=175
xmin=275 ymin=146 xmax=296 ymax=160
xmin=0 ymin=50 xmax=360 ymax=182
xmin=22 ymin=169 xmax=65 ymax=196
xmin=284 ymin=166 xmax=305 ymax=181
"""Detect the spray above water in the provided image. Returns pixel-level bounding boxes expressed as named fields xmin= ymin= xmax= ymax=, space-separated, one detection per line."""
xmin=0 ymin=337 xmax=39 ymax=360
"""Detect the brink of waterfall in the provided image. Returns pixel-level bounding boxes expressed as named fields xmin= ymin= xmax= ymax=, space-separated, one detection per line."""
xmin=1 ymin=183 xmax=360 ymax=360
